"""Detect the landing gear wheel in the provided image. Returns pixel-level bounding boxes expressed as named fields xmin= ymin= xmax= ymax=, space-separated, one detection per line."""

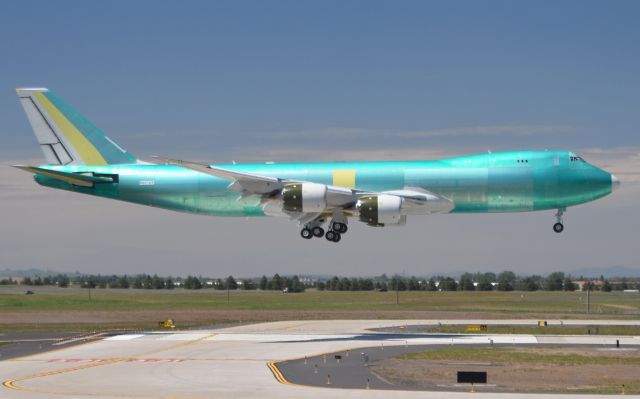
xmin=332 ymin=232 xmax=341 ymax=242
xmin=312 ymin=226 xmax=325 ymax=237
xmin=300 ymin=228 xmax=313 ymax=239
xmin=332 ymin=222 xmax=347 ymax=234
xmin=325 ymin=230 xmax=340 ymax=242
xmin=553 ymin=222 xmax=564 ymax=233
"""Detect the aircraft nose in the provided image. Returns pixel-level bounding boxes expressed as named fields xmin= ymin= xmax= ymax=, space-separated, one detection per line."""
xmin=611 ymin=174 xmax=621 ymax=192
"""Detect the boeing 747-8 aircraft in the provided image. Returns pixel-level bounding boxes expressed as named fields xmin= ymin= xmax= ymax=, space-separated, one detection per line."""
xmin=14 ymin=88 xmax=620 ymax=242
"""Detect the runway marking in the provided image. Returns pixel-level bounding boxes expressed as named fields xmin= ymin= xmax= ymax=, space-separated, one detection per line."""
xmin=2 ymin=333 xmax=217 ymax=397
xmin=3 ymin=357 xmax=125 ymax=396
xmin=104 ymin=334 xmax=145 ymax=341
xmin=266 ymin=361 xmax=289 ymax=385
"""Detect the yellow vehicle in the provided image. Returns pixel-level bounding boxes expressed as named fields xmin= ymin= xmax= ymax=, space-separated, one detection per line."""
xmin=465 ymin=325 xmax=488 ymax=332
xmin=158 ymin=319 xmax=176 ymax=328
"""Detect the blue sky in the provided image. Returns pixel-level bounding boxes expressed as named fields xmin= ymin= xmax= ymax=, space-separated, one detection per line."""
xmin=2 ymin=0 xmax=639 ymax=158
xmin=1 ymin=1 xmax=639 ymax=276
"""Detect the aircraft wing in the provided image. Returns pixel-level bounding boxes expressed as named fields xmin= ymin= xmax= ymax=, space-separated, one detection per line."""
xmin=153 ymin=156 xmax=283 ymax=195
xmin=153 ymin=156 xmax=358 ymax=206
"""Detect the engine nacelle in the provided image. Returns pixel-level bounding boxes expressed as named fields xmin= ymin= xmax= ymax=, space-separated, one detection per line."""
xmin=356 ymin=194 xmax=404 ymax=226
xmin=281 ymin=182 xmax=328 ymax=212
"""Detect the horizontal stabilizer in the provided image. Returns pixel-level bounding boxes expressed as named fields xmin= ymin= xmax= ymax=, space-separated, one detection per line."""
xmin=13 ymin=165 xmax=113 ymax=187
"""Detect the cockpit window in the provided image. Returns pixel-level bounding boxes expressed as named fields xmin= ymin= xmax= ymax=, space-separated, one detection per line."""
xmin=569 ymin=156 xmax=585 ymax=162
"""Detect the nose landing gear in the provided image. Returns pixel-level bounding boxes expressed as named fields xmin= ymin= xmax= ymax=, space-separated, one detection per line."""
xmin=553 ymin=209 xmax=565 ymax=233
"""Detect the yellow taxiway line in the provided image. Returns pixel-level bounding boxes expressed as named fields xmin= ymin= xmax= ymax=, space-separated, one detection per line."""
xmin=266 ymin=361 xmax=289 ymax=385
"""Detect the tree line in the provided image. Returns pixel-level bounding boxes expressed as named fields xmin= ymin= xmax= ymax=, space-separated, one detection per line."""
xmin=5 ymin=273 xmax=309 ymax=292
xmin=3 ymin=271 xmax=637 ymax=292
xmin=318 ymin=272 xmax=637 ymax=292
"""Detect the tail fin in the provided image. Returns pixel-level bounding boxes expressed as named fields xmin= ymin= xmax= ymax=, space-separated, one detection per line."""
xmin=16 ymin=88 xmax=137 ymax=165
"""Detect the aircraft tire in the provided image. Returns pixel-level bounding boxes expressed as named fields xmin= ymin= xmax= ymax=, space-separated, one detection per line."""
xmin=325 ymin=230 xmax=337 ymax=242
xmin=553 ymin=222 xmax=564 ymax=233
xmin=332 ymin=222 xmax=347 ymax=233
xmin=312 ymin=226 xmax=325 ymax=237
xmin=301 ymin=228 xmax=313 ymax=239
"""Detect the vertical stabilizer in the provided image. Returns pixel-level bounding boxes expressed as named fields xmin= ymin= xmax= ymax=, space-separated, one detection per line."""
xmin=16 ymin=88 xmax=136 ymax=165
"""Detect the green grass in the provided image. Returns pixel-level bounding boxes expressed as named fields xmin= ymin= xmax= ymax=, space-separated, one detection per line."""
xmin=1 ymin=286 xmax=639 ymax=314
xmin=419 ymin=324 xmax=640 ymax=335
xmin=395 ymin=347 xmax=640 ymax=365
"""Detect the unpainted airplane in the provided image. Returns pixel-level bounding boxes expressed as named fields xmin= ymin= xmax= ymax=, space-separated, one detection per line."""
xmin=14 ymin=88 xmax=620 ymax=242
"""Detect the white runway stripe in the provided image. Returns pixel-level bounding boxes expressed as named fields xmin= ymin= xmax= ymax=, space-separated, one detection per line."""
xmin=104 ymin=334 xmax=145 ymax=341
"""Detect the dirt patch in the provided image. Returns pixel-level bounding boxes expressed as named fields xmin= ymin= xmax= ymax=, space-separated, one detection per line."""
xmin=372 ymin=347 xmax=640 ymax=394
xmin=0 ymin=309 xmax=566 ymax=325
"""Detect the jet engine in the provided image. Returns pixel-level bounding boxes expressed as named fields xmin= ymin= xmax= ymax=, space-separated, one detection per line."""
xmin=356 ymin=194 xmax=405 ymax=226
xmin=281 ymin=182 xmax=328 ymax=212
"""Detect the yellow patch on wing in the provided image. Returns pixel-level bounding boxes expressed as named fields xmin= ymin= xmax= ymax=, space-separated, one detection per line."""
xmin=332 ymin=170 xmax=356 ymax=188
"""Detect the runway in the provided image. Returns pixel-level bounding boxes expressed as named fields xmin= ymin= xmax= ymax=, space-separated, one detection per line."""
xmin=1 ymin=319 xmax=640 ymax=399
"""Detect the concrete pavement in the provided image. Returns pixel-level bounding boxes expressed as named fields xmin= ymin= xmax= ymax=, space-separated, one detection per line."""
xmin=1 ymin=319 xmax=639 ymax=399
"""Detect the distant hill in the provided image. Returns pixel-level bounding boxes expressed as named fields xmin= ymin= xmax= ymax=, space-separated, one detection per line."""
xmin=569 ymin=266 xmax=640 ymax=278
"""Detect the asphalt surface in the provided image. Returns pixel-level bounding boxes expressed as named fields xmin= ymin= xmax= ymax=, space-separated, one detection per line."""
xmin=0 ymin=332 xmax=104 ymax=360
xmin=277 ymin=342 xmax=640 ymax=391
xmin=277 ymin=341 xmax=435 ymax=390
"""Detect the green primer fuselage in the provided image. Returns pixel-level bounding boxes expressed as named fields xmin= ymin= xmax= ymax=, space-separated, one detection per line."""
xmin=34 ymin=150 xmax=613 ymax=217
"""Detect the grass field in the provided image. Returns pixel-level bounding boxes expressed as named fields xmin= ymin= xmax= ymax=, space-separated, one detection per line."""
xmin=379 ymin=346 xmax=640 ymax=394
xmin=395 ymin=346 xmax=640 ymax=365
xmin=1 ymin=286 xmax=639 ymax=332
xmin=2 ymin=286 xmax=639 ymax=313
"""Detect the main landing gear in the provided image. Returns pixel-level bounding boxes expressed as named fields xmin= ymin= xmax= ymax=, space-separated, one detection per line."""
xmin=300 ymin=226 xmax=324 ymax=239
xmin=300 ymin=220 xmax=348 ymax=243
xmin=325 ymin=230 xmax=341 ymax=243
xmin=331 ymin=221 xmax=348 ymax=234
xmin=553 ymin=209 xmax=565 ymax=233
